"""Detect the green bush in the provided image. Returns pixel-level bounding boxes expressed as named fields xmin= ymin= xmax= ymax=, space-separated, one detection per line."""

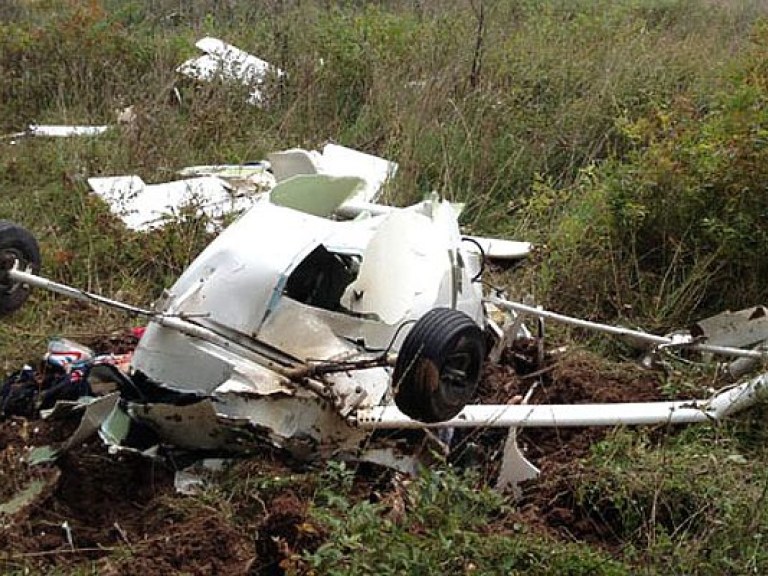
xmin=533 ymin=22 xmax=768 ymax=327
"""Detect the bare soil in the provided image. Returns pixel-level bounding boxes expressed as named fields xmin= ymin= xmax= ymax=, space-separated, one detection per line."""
xmin=0 ymin=339 xmax=668 ymax=573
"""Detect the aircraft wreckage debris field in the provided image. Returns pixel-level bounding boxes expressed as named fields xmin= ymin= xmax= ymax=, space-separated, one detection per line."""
xmin=4 ymin=1 xmax=768 ymax=574
xmin=0 ymin=338 xmax=673 ymax=573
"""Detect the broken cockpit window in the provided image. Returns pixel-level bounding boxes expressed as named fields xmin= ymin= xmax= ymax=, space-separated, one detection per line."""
xmin=284 ymin=245 xmax=360 ymax=313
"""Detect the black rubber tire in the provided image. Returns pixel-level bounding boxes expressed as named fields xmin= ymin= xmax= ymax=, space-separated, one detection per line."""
xmin=393 ymin=308 xmax=485 ymax=423
xmin=0 ymin=220 xmax=41 ymax=316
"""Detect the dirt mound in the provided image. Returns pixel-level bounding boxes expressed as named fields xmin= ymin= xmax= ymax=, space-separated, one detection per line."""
xmin=489 ymin=350 xmax=668 ymax=551
xmin=254 ymin=491 xmax=326 ymax=575
xmin=0 ymin=412 xmax=332 ymax=574
xmin=525 ymin=353 xmax=661 ymax=461
xmin=0 ymin=418 xmax=255 ymax=574
xmin=476 ymin=348 xmax=664 ymax=465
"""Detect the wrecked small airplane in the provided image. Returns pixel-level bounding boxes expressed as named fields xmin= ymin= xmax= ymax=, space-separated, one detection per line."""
xmin=2 ymin=145 xmax=768 ymax=491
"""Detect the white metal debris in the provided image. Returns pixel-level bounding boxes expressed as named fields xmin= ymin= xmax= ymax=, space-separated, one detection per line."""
xmin=177 ymin=37 xmax=285 ymax=105
xmin=87 ymin=174 xmax=255 ymax=231
xmin=126 ymin=189 xmax=483 ymax=454
xmin=27 ymin=124 xmax=109 ymax=137
xmin=89 ymin=144 xmax=398 ymax=230
xmin=691 ymin=306 xmax=768 ymax=379
xmin=496 ymin=429 xmax=539 ymax=495
xmin=1 ymin=124 xmax=110 ymax=141
xmin=268 ymin=143 xmax=399 ymax=204
xmin=462 ymin=236 xmax=532 ymax=260
xmin=691 ymin=306 xmax=768 ymax=349
xmin=177 ymin=163 xmax=277 ymax=193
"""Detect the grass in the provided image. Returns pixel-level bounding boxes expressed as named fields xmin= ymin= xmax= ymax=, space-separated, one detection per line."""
xmin=3 ymin=0 xmax=768 ymax=573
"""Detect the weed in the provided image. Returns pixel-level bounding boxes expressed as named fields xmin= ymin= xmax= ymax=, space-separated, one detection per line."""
xmin=307 ymin=464 xmax=628 ymax=575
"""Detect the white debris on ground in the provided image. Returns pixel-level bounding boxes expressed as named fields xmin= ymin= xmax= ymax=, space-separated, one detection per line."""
xmin=177 ymin=37 xmax=285 ymax=106
xmin=87 ymin=143 xmax=399 ymax=232
xmin=1 ymin=124 xmax=110 ymax=142
xmin=176 ymin=164 xmax=277 ymax=194
xmin=86 ymin=174 xmax=257 ymax=231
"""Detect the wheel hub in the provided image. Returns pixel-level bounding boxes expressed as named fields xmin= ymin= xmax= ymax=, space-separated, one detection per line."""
xmin=0 ymin=249 xmax=24 ymax=292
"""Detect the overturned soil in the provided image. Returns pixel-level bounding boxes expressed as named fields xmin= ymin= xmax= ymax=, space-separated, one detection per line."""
xmin=0 ymin=336 xmax=674 ymax=573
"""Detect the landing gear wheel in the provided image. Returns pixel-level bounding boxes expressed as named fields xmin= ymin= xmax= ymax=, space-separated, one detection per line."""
xmin=0 ymin=220 xmax=41 ymax=317
xmin=393 ymin=308 xmax=485 ymax=423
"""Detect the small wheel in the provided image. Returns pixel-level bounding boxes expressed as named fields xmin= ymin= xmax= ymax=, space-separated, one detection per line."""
xmin=0 ymin=220 xmax=41 ymax=316
xmin=393 ymin=308 xmax=485 ymax=423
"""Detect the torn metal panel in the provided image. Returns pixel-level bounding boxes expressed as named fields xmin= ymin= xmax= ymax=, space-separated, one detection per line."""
xmin=496 ymin=429 xmax=539 ymax=496
xmin=268 ymin=296 xmax=399 ymax=352
xmin=28 ymin=394 xmax=120 ymax=464
xmin=62 ymin=393 xmax=121 ymax=449
xmin=268 ymin=143 xmax=398 ymax=205
xmin=211 ymin=392 xmax=367 ymax=457
xmin=118 ymin=325 xmax=233 ymax=395
xmin=267 ymin=148 xmax=321 ymax=181
xmin=339 ymin=210 xmax=451 ymax=324
xmin=258 ymin=297 xmax=357 ymax=361
xmin=335 ymin=199 xmax=482 ymax=327
xmin=270 ymin=175 xmax=365 ymax=217
xmin=177 ymin=37 xmax=285 ymax=105
xmin=87 ymin=175 xmax=251 ymax=231
xmin=129 ymin=400 xmax=250 ymax=451
xmin=198 ymin=339 xmax=294 ymax=397
xmin=691 ymin=306 xmax=768 ymax=349
xmin=685 ymin=307 xmax=768 ymax=379
xmin=99 ymin=400 xmax=132 ymax=447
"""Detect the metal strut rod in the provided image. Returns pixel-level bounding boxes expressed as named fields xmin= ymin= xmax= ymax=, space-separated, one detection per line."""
xmin=488 ymin=295 xmax=768 ymax=360
xmin=355 ymin=372 xmax=768 ymax=429
xmin=7 ymin=266 xmax=158 ymax=317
